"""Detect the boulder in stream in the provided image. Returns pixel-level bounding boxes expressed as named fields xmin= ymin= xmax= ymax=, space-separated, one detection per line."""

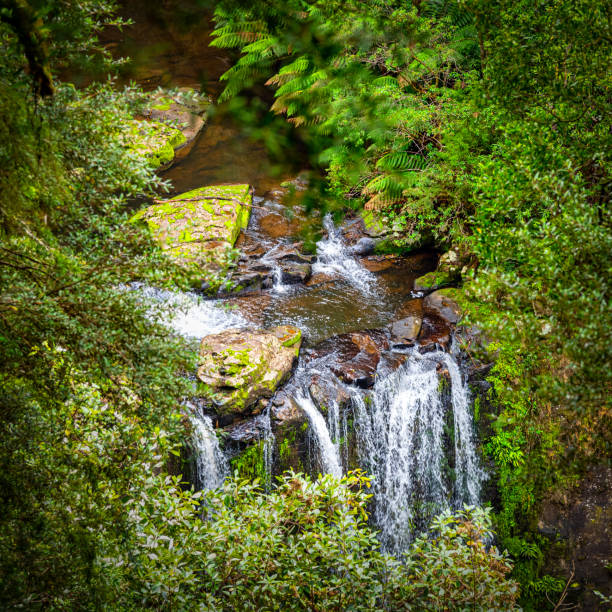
xmin=142 ymin=88 xmax=209 ymax=163
xmin=390 ymin=315 xmax=422 ymax=344
xmin=124 ymin=119 xmax=186 ymax=170
xmin=423 ymin=288 xmax=464 ymax=325
xmin=131 ymin=184 xmax=252 ymax=279
xmin=197 ymin=325 xmax=302 ymax=421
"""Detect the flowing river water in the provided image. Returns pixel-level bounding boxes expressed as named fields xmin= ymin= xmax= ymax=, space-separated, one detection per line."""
xmin=111 ymin=1 xmax=485 ymax=554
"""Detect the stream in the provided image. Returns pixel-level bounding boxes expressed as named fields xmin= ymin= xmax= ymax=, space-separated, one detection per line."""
xmin=112 ymin=1 xmax=485 ymax=555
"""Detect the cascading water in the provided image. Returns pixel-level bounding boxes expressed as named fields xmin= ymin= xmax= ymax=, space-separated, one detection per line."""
xmin=312 ymin=214 xmax=377 ymax=295
xmin=127 ymin=283 xmax=247 ymax=338
xmin=261 ymin=408 xmax=275 ymax=490
xmin=190 ymin=406 xmax=229 ymax=490
xmin=294 ymin=392 xmax=343 ymax=478
xmin=352 ymin=348 xmax=484 ymax=555
xmin=442 ymin=347 xmax=486 ymax=505
xmin=353 ymin=356 xmax=448 ymax=554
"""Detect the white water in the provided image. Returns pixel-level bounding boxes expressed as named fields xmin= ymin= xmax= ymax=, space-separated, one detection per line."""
xmin=351 ymin=349 xmax=484 ymax=554
xmin=353 ymin=357 xmax=448 ymax=554
xmin=312 ymin=214 xmax=377 ymax=295
xmin=128 ymin=283 xmax=247 ymax=338
xmin=271 ymin=264 xmax=289 ymax=294
xmin=443 ymin=349 xmax=486 ymax=505
xmin=261 ymin=408 xmax=275 ymax=491
xmin=295 ymin=392 xmax=343 ymax=478
xmin=190 ymin=407 xmax=229 ymax=490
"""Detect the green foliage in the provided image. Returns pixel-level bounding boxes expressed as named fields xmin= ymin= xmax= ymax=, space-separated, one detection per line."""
xmin=231 ymin=441 xmax=270 ymax=488
xmin=137 ymin=472 xmax=519 ymax=611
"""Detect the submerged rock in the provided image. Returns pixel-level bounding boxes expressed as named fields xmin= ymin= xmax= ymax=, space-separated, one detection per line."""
xmin=131 ymin=184 xmax=252 ymax=279
xmin=197 ymin=325 xmax=302 ymax=421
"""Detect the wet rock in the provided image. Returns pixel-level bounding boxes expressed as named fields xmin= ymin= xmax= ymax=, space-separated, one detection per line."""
xmin=309 ymin=376 xmax=350 ymax=416
xmin=313 ymin=330 xmax=389 ymax=388
xmin=396 ymin=297 xmax=423 ymax=320
xmin=258 ymin=212 xmax=298 ymax=240
xmin=350 ymin=237 xmax=376 ymax=256
xmin=197 ymin=325 xmax=302 ymax=421
xmin=131 ymin=184 xmax=252 ymax=277
xmin=143 ymin=88 xmax=208 ymax=161
xmin=270 ymin=395 xmax=310 ymax=474
xmin=225 ymin=415 xmax=269 ymax=449
xmin=423 ymin=288 xmax=463 ymax=325
xmin=390 ymin=315 xmax=422 ymax=344
xmin=305 ymin=272 xmax=338 ymax=288
xmin=278 ymin=260 xmax=312 ymax=284
xmin=417 ymin=314 xmax=451 ymax=352
xmin=226 ymin=294 xmax=271 ymax=327
xmin=360 ymin=255 xmax=400 ymax=273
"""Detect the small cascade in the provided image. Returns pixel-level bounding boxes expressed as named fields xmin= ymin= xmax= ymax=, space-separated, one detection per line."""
xmin=294 ymin=392 xmax=343 ymax=478
xmin=442 ymin=348 xmax=486 ymax=505
xmin=261 ymin=408 xmax=275 ymax=491
xmin=312 ymin=214 xmax=376 ymax=294
xmin=271 ymin=264 xmax=289 ymax=294
xmin=127 ymin=283 xmax=247 ymax=338
xmin=352 ymin=348 xmax=484 ymax=555
xmin=190 ymin=407 xmax=229 ymax=490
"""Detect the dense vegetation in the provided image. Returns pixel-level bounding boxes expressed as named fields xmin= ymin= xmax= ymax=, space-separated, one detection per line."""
xmin=209 ymin=0 xmax=611 ymax=607
xmin=0 ymin=0 xmax=609 ymax=609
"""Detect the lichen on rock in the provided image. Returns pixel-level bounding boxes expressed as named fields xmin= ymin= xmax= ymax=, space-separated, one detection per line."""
xmin=124 ymin=119 xmax=186 ymax=169
xmin=131 ymin=184 xmax=252 ymax=283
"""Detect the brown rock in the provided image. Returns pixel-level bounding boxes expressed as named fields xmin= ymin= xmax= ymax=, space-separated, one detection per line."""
xmin=423 ymin=290 xmax=462 ymax=325
xmin=390 ymin=315 xmax=422 ymax=344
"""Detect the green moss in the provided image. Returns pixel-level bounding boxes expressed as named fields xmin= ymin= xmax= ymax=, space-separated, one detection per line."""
xmin=360 ymin=209 xmax=386 ymax=236
xmin=414 ymin=269 xmax=459 ymax=290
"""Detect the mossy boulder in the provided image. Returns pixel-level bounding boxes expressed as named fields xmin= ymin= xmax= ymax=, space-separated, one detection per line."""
xmin=415 ymin=249 xmax=464 ymax=290
xmin=131 ymin=184 xmax=252 ymax=277
xmin=143 ymin=88 xmax=209 ymax=160
xmin=197 ymin=325 xmax=302 ymax=420
xmin=124 ymin=119 xmax=186 ymax=169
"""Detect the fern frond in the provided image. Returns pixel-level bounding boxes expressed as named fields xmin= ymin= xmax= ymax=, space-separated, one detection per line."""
xmin=376 ymin=152 xmax=428 ymax=171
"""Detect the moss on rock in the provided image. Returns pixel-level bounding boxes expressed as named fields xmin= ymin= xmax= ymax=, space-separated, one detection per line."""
xmin=131 ymin=184 xmax=252 ymax=281
xmin=197 ymin=325 xmax=302 ymax=420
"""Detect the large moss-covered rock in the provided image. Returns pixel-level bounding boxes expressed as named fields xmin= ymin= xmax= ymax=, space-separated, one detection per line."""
xmin=131 ymin=184 xmax=252 ymax=274
xmin=197 ymin=325 xmax=302 ymax=420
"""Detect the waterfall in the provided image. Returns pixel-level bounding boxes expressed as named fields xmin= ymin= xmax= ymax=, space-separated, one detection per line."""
xmin=353 ymin=357 xmax=448 ymax=554
xmin=261 ymin=408 xmax=275 ymax=491
xmin=295 ymin=392 xmax=343 ymax=478
xmin=442 ymin=349 xmax=486 ymax=505
xmin=312 ymin=214 xmax=376 ymax=294
xmin=271 ymin=264 xmax=289 ymax=294
xmin=353 ymin=348 xmax=484 ymax=555
xmin=190 ymin=407 xmax=228 ymax=490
